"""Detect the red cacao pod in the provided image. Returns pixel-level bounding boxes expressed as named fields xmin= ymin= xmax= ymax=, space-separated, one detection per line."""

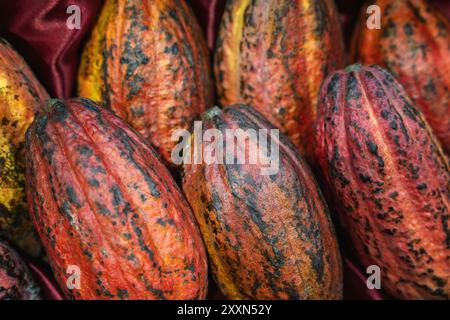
xmin=351 ymin=0 xmax=450 ymax=153
xmin=25 ymin=98 xmax=208 ymax=300
xmin=315 ymin=64 xmax=450 ymax=299
xmin=0 ymin=241 xmax=42 ymax=300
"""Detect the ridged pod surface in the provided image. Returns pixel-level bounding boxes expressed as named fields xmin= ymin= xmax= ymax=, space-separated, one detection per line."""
xmin=0 ymin=38 xmax=48 ymax=258
xmin=182 ymin=105 xmax=342 ymax=299
xmin=351 ymin=0 xmax=450 ymax=153
xmin=78 ymin=0 xmax=212 ymax=164
xmin=315 ymin=64 xmax=450 ymax=299
xmin=0 ymin=241 xmax=42 ymax=300
xmin=214 ymin=0 xmax=345 ymax=161
xmin=25 ymin=98 xmax=208 ymax=300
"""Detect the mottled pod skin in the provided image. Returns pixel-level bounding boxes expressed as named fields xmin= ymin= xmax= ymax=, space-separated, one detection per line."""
xmin=182 ymin=105 xmax=342 ymax=299
xmin=315 ymin=64 xmax=450 ymax=299
xmin=25 ymin=98 xmax=208 ymax=300
xmin=78 ymin=0 xmax=213 ymax=165
xmin=214 ymin=0 xmax=345 ymax=161
xmin=0 ymin=241 xmax=42 ymax=300
xmin=0 ymin=38 xmax=48 ymax=258
xmin=351 ymin=0 xmax=450 ymax=153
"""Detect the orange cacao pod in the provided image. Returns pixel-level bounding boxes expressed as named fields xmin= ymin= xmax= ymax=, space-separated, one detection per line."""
xmin=183 ymin=105 xmax=343 ymax=299
xmin=78 ymin=0 xmax=213 ymax=165
xmin=214 ymin=0 xmax=345 ymax=161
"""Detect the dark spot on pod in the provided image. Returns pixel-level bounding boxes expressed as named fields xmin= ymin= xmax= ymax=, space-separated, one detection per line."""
xmin=130 ymin=217 xmax=154 ymax=262
xmin=66 ymin=186 xmax=82 ymax=208
xmin=424 ymin=78 xmax=436 ymax=96
xmin=327 ymin=74 xmax=340 ymax=95
xmin=359 ymin=173 xmax=372 ymax=184
xmin=390 ymin=121 xmax=398 ymax=130
xmin=408 ymin=2 xmax=427 ymax=23
xmin=126 ymin=74 xmax=145 ymax=100
xmin=403 ymin=23 xmax=414 ymax=36
xmin=131 ymin=105 xmax=145 ymax=117
xmin=312 ymin=1 xmax=326 ymax=36
xmin=329 ymin=162 xmax=350 ymax=186
xmin=88 ymin=178 xmax=100 ymax=187
xmin=117 ymin=289 xmax=129 ymax=299
xmin=83 ymin=248 xmax=93 ymax=259
xmin=123 ymin=232 xmax=132 ymax=240
xmin=416 ymin=183 xmax=427 ymax=190
xmin=382 ymin=19 xmax=396 ymax=38
xmin=34 ymin=114 xmax=49 ymax=139
xmin=441 ymin=215 xmax=450 ymax=248
xmin=333 ymin=146 xmax=340 ymax=161
xmin=157 ymin=218 xmax=174 ymax=226
xmin=389 ymin=191 xmax=399 ymax=199
xmin=76 ymin=145 xmax=93 ymax=156
xmin=346 ymin=75 xmax=362 ymax=101
xmin=432 ymin=275 xmax=447 ymax=288
xmin=383 ymin=228 xmax=397 ymax=235
xmin=367 ymin=141 xmax=378 ymax=155
xmin=170 ymin=43 xmax=179 ymax=55
xmin=110 ymin=185 xmax=124 ymax=207
xmin=95 ymin=202 xmax=111 ymax=216
xmin=185 ymin=263 xmax=195 ymax=273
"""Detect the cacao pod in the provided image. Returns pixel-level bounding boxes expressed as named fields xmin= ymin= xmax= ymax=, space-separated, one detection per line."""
xmin=182 ymin=105 xmax=343 ymax=299
xmin=78 ymin=0 xmax=213 ymax=165
xmin=315 ymin=64 xmax=450 ymax=299
xmin=351 ymin=0 xmax=450 ymax=153
xmin=0 ymin=240 xmax=42 ymax=300
xmin=0 ymin=38 xmax=48 ymax=258
xmin=214 ymin=0 xmax=345 ymax=161
xmin=25 ymin=98 xmax=208 ymax=300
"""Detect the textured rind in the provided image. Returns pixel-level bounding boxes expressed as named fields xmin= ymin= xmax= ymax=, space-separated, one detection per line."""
xmin=78 ymin=0 xmax=213 ymax=165
xmin=351 ymin=0 xmax=450 ymax=153
xmin=0 ymin=241 xmax=42 ymax=300
xmin=25 ymin=98 xmax=208 ymax=300
xmin=182 ymin=105 xmax=342 ymax=300
xmin=0 ymin=38 xmax=48 ymax=258
xmin=315 ymin=64 xmax=450 ymax=300
xmin=214 ymin=0 xmax=345 ymax=161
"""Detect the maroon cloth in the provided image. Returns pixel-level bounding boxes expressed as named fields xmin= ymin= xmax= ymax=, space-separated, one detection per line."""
xmin=1 ymin=0 xmax=448 ymax=300
xmin=0 ymin=0 xmax=103 ymax=98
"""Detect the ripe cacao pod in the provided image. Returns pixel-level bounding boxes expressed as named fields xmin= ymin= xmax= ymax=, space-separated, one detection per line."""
xmin=315 ymin=64 xmax=450 ymax=299
xmin=351 ymin=0 xmax=450 ymax=153
xmin=0 ymin=38 xmax=48 ymax=258
xmin=0 ymin=240 xmax=42 ymax=300
xmin=182 ymin=105 xmax=343 ymax=299
xmin=214 ymin=0 xmax=345 ymax=161
xmin=25 ymin=98 xmax=208 ymax=300
xmin=78 ymin=0 xmax=213 ymax=165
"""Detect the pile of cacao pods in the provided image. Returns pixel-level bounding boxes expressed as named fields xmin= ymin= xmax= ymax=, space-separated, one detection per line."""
xmin=0 ymin=0 xmax=449 ymax=300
